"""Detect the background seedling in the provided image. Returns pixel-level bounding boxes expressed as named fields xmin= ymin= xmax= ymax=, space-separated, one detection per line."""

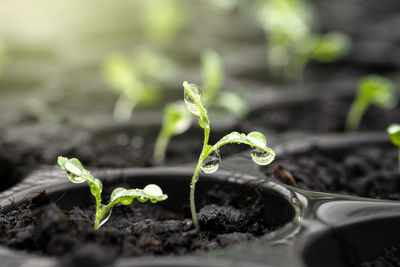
xmin=387 ymin=124 xmax=400 ymax=167
xmin=58 ymin=156 xmax=168 ymax=229
xmin=346 ymin=75 xmax=397 ymax=131
xmin=153 ymin=101 xmax=192 ymax=162
xmin=246 ymin=0 xmax=351 ymax=81
xmin=102 ymin=48 xmax=177 ymax=122
xmin=183 ymin=81 xmax=275 ymax=230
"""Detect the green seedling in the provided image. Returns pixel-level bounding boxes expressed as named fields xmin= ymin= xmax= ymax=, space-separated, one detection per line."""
xmin=57 ymin=156 xmax=168 ymax=229
xmin=154 ymin=101 xmax=192 ymax=162
xmin=346 ymin=75 xmax=396 ymax=131
xmin=387 ymin=124 xmax=400 ymax=167
xmin=252 ymin=0 xmax=350 ymax=80
xmin=102 ymin=49 xmax=177 ymax=122
xmin=182 ymin=81 xmax=276 ymax=230
xmin=153 ymin=50 xmax=248 ymax=163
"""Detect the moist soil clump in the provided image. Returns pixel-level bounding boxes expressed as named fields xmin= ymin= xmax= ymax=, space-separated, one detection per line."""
xmin=262 ymin=143 xmax=400 ymax=200
xmin=242 ymin=96 xmax=400 ymax=134
xmin=0 ymin=183 xmax=272 ymax=266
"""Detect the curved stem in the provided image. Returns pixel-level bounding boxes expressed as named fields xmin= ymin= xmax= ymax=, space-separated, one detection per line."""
xmin=345 ymin=99 xmax=368 ymax=131
xmin=190 ymin=126 xmax=210 ymax=231
xmin=153 ymin=129 xmax=170 ymax=163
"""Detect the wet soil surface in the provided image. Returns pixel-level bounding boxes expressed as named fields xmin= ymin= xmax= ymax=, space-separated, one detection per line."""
xmin=0 ymin=183 xmax=272 ymax=266
xmin=242 ymin=95 xmax=400 ymax=135
xmin=262 ymin=143 xmax=400 ymax=200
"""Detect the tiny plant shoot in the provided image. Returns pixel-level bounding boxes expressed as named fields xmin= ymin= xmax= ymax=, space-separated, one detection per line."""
xmin=346 ymin=75 xmax=397 ymax=131
xmin=182 ymin=81 xmax=276 ymax=230
xmin=102 ymin=49 xmax=178 ymax=122
xmin=253 ymin=0 xmax=350 ymax=80
xmin=57 ymin=156 xmax=168 ymax=229
xmin=153 ymin=50 xmax=247 ymax=163
xmin=387 ymin=124 xmax=400 ymax=167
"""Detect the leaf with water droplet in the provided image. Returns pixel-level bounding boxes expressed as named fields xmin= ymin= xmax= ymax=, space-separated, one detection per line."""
xmin=210 ymin=131 xmax=275 ymax=166
xmin=201 ymin=149 xmax=221 ymax=173
xmin=183 ymin=82 xmax=203 ymax=116
xmin=246 ymin=131 xmax=267 ymax=148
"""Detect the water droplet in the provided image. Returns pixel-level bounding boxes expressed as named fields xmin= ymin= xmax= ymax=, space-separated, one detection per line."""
xmin=246 ymin=131 xmax=267 ymax=148
xmin=228 ymin=131 xmax=242 ymax=142
xmin=143 ymin=184 xmax=163 ymax=197
xmin=98 ymin=207 xmax=113 ymax=228
xmin=250 ymin=147 xmax=275 ymax=165
xmin=184 ymin=84 xmax=202 ymax=116
xmin=65 ymin=162 xmax=85 ymax=183
xmin=120 ymin=197 xmax=133 ymax=205
xmin=201 ymin=149 xmax=221 ymax=173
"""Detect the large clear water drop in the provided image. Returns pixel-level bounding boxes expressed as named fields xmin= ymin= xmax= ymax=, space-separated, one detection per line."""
xmin=250 ymin=147 xmax=275 ymax=165
xmin=201 ymin=149 xmax=221 ymax=173
xmin=144 ymin=184 xmax=164 ymax=197
xmin=246 ymin=131 xmax=267 ymax=148
xmin=184 ymin=84 xmax=202 ymax=116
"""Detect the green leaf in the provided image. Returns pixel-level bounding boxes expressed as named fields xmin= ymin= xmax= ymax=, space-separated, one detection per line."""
xmin=202 ymin=49 xmax=223 ymax=104
xmin=211 ymin=131 xmax=276 ymax=165
xmin=358 ymin=75 xmax=397 ymax=108
xmin=163 ymin=101 xmax=192 ymax=136
xmin=215 ymin=91 xmax=248 ymax=117
xmin=311 ymin=32 xmax=351 ymax=63
xmin=109 ymin=184 xmax=168 ymax=206
xmin=388 ymin=124 xmax=400 ymax=147
xmin=58 ymin=156 xmax=103 ymax=194
xmin=183 ymin=81 xmax=208 ymax=120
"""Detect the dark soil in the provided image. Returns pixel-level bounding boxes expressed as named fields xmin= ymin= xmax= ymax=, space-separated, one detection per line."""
xmin=262 ymin=143 xmax=400 ymax=200
xmin=242 ymin=95 xmax=400 ymax=135
xmin=359 ymin=246 xmax=400 ymax=267
xmin=0 ymin=183 xmax=272 ymax=266
xmin=0 ymin=123 xmax=244 ymax=192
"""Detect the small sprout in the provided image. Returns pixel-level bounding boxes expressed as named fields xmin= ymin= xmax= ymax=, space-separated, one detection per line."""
xmin=346 ymin=75 xmax=397 ymax=131
xmin=102 ymin=48 xmax=178 ymax=123
xmin=251 ymin=0 xmax=350 ymax=80
xmin=153 ymin=101 xmax=192 ymax=162
xmin=387 ymin=124 xmax=400 ymax=167
xmin=58 ymin=156 xmax=167 ymax=229
xmin=182 ymin=81 xmax=276 ymax=230
xmin=153 ymin=50 xmax=247 ymax=163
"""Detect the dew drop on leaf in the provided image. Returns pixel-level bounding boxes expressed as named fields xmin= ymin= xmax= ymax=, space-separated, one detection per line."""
xmin=246 ymin=131 xmax=267 ymax=148
xmin=184 ymin=84 xmax=202 ymax=116
xmin=201 ymin=149 xmax=221 ymax=174
xmin=250 ymin=147 xmax=275 ymax=165
xmin=143 ymin=184 xmax=163 ymax=197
